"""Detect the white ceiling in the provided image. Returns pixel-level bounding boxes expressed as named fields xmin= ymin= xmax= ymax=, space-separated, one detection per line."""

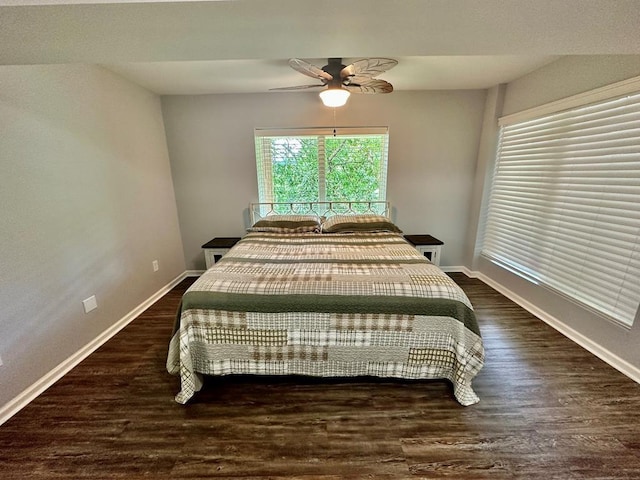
xmin=104 ymin=56 xmax=560 ymax=95
xmin=1 ymin=0 xmax=640 ymax=95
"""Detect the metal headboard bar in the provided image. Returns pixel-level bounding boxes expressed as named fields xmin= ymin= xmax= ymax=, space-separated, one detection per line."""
xmin=249 ymin=201 xmax=390 ymax=224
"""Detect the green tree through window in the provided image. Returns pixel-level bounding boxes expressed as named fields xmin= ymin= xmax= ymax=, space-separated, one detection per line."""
xmin=255 ymin=128 xmax=389 ymax=209
xmin=325 ymin=136 xmax=385 ymax=202
xmin=271 ymin=137 xmax=318 ymax=203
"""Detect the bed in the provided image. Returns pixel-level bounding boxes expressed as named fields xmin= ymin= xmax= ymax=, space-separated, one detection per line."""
xmin=167 ymin=202 xmax=484 ymax=406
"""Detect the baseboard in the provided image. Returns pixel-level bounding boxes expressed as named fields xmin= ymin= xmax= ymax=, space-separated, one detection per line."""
xmin=5 ymin=267 xmax=637 ymax=426
xmin=0 ymin=271 xmax=188 ymax=427
xmin=469 ymin=270 xmax=640 ymax=385
xmin=440 ymin=265 xmax=473 ymax=275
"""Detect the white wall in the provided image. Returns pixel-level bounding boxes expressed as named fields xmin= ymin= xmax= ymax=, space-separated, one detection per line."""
xmin=162 ymin=90 xmax=486 ymax=270
xmin=0 ymin=64 xmax=185 ymax=408
xmin=502 ymin=55 xmax=640 ymax=115
xmin=470 ymin=55 xmax=640 ymax=370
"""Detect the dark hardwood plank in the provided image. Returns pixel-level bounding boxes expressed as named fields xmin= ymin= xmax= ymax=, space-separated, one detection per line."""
xmin=1 ymin=273 xmax=640 ymax=479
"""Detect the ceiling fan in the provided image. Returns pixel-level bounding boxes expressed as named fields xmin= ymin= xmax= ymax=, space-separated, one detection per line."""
xmin=272 ymin=57 xmax=398 ymax=107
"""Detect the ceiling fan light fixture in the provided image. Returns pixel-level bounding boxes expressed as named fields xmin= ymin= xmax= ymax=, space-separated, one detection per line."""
xmin=319 ymin=88 xmax=350 ymax=107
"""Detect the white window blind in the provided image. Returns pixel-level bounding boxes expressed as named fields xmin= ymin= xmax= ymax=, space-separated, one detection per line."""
xmin=254 ymin=127 xmax=389 ymax=209
xmin=482 ymin=90 xmax=640 ymax=327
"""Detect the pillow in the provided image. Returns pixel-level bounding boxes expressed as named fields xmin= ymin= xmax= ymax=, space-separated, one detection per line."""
xmin=248 ymin=214 xmax=321 ymax=233
xmin=321 ymin=214 xmax=402 ymax=234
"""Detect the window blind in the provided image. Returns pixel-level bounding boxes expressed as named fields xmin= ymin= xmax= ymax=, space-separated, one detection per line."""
xmin=482 ymin=91 xmax=640 ymax=327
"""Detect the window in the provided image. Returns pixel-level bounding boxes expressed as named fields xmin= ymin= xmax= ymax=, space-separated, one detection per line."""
xmin=482 ymin=84 xmax=640 ymax=328
xmin=254 ymin=127 xmax=389 ymax=210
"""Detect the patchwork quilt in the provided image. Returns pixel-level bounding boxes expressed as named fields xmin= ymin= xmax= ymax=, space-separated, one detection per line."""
xmin=167 ymin=231 xmax=484 ymax=406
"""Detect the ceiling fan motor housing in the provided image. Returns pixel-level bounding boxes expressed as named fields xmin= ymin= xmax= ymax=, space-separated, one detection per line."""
xmin=323 ymin=58 xmax=348 ymax=88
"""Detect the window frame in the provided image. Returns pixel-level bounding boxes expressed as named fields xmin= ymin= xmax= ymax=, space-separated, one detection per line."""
xmin=254 ymin=126 xmax=389 ymax=206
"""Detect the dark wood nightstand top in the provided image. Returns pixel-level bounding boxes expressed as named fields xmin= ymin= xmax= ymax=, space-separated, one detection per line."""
xmin=404 ymin=234 xmax=444 ymax=246
xmin=201 ymin=237 xmax=242 ymax=249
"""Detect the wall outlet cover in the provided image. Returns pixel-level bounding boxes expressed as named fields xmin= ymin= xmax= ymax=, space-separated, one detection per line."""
xmin=82 ymin=295 xmax=98 ymax=314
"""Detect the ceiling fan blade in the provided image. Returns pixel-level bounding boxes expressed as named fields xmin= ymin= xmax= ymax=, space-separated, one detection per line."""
xmin=269 ymin=84 xmax=325 ymax=91
xmin=343 ymin=75 xmax=382 ymax=86
xmin=340 ymin=58 xmax=398 ymax=79
xmin=289 ymin=58 xmax=333 ymax=81
xmin=345 ymin=79 xmax=394 ymax=94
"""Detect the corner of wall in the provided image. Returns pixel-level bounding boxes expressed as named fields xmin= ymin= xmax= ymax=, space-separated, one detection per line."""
xmin=465 ymin=84 xmax=506 ymax=271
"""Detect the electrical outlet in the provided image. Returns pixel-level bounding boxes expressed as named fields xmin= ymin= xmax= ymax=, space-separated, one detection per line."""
xmin=152 ymin=260 xmax=159 ymax=272
xmin=82 ymin=295 xmax=98 ymax=314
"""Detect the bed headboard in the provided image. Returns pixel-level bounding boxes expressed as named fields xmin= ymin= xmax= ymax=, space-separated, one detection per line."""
xmin=249 ymin=201 xmax=391 ymax=224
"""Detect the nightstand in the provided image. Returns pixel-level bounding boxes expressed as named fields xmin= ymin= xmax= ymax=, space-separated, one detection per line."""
xmin=202 ymin=237 xmax=241 ymax=269
xmin=404 ymin=234 xmax=444 ymax=266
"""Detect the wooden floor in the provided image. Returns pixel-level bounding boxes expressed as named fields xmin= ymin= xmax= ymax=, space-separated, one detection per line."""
xmin=1 ymin=274 xmax=639 ymax=479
